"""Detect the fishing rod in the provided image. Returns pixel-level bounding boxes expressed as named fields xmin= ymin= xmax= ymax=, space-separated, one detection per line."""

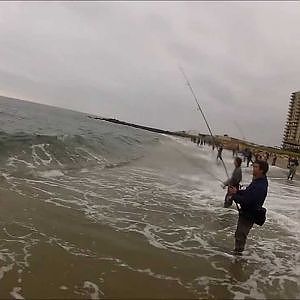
xmin=179 ymin=66 xmax=243 ymax=212
xmin=178 ymin=65 xmax=229 ymax=179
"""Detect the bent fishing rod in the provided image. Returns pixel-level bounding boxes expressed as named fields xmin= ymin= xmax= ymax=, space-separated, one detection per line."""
xmin=178 ymin=66 xmax=229 ymax=179
xmin=178 ymin=66 xmax=242 ymax=210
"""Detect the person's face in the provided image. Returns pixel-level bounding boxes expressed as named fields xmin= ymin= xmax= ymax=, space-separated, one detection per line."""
xmin=252 ymin=163 xmax=263 ymax=177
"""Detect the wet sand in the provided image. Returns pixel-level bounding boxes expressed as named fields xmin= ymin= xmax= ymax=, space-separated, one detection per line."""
xmin=0 ymin=182 xmax=197 ymax=299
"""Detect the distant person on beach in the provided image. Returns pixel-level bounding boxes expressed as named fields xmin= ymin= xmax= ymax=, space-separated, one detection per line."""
xmin=271 ymin=154 xmax=277 ymax=166
xmin=254 ymin=152 xmax=261 ymax=161
xmin=222 ymin=157 xmax=242 ymax=208
xmin=228 ymin=160 xmax=269 ymax=255
xmin=212 ymin=143 xmax=215 ymax=151
xmin=287 ymin=156 xmax=292 ymax=168
xmin=242 ymin=148 xmax=248 ymax=162
xmin=197 ymin=136 xmax=200 ymax=147
xmin=287 ymin=158 xmax=299 ymax=180
xmin=217 ymin=145 xmax=223 ymax=160
xmin=236 ymin=145 xmax=240 ymax=156
xmin=246 ymin=150 xmax=253 ymax=167
xmin=232 ymin=146 xmax=238 ymax=157
xmin=264 ymin=153 xmax=269 ymax=161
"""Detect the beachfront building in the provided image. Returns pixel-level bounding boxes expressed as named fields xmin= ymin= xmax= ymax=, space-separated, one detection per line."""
xmin=282 ymin=91 xmax=300 ymax=151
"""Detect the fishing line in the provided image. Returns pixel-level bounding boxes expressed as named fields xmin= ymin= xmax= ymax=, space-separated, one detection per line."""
xmin=178 ymin=65 xmax=229 ymax=179
xmin=179 ymin=66 xmax=242 ymax=211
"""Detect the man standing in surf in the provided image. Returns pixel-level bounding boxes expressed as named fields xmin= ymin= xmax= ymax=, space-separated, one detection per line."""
xmin=228 ymin=160 xmax=269 ymax=255
xmin=222 ymin=157 xmax=242 ymax=208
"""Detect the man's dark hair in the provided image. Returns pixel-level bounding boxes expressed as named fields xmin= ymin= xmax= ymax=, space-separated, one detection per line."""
xmin=255 ymin=160 xmax=269 ymax=175
xmin=235 ymin=157 xmax=242 ymax=167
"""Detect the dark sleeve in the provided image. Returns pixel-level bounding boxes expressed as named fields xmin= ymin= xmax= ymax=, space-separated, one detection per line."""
xmin=232 ymin=189 xmax=247 ymax=204
xmin=224 ymin=168 xmax=242 ymax=186
xmin=231 ymin=168 xmax=242 ymax=186
xmin=223 ymin=177 xmax=230 ymax=186
xmin=233 ymin=182 xmax=266 ymax=210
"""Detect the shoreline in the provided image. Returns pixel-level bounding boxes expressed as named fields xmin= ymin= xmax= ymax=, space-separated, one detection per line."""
xmin=91 ymin=116 xmax=299 ymax=176
xmin=168 ymin=134 xmax=298 ymax=180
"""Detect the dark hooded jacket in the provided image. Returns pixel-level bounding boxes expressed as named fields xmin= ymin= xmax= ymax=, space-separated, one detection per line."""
xmin=232 ymin=176 xmax=268 ymax=221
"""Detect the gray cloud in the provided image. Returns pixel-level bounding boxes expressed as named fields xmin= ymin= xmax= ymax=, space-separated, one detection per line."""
xmin=1 ymin=1 xmax=300 ymax=146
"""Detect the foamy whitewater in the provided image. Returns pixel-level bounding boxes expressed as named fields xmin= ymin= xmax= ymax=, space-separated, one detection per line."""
xmin=0 ymin=96 xmax=299 ymax=299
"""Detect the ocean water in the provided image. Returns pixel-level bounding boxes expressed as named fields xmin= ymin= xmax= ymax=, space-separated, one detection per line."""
xmin=0 ymin=96 xmax=299 ymax=299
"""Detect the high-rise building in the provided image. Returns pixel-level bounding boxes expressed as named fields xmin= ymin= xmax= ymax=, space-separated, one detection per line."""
xmin=282 ymin=91 xmax=300 ymax=151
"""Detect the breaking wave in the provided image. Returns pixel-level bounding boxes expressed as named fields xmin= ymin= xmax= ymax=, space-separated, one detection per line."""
xmin=0 ymin=130 xmax=158 ymax=175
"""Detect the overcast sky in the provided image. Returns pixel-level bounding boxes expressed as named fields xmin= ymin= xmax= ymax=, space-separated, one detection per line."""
xmin=1 ymin=1 xmax=300 ymax=146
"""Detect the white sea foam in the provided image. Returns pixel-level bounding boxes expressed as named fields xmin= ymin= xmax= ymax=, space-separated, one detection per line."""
xmin=10 ymin=287 xmax=24 ymax=300
xmin=0 ymin=264 xmax=14 ymax=281
xmin=1 ymin=132 xmax=299 ymax=298
xmin=37 ymin=169 xmax=64 ymax=178
xmin=7 ymin=156 xmax=36 ymax=169
xmin=83 ymin=281 xmax=104 ymax=299
xmin=31 ymin=143 xmax=53 ymax=166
